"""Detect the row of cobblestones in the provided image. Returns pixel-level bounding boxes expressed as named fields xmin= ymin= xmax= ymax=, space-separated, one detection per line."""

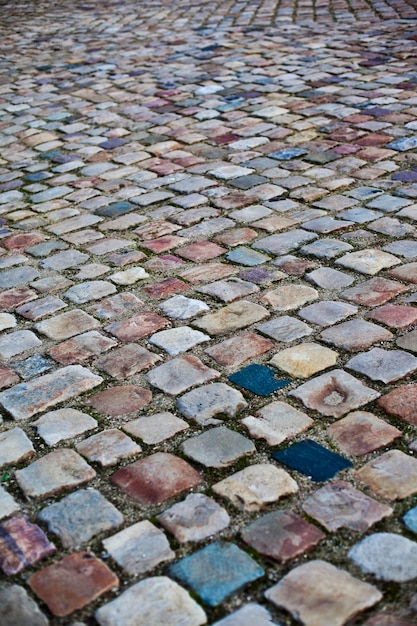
xmin=1 ymin=0 xmax=417 ymax=625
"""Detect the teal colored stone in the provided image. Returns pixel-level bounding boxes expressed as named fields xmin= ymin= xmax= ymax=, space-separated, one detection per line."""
xmin=228 ymin=364 xmax=290 ymax=396
xmin=273 ymin=439 xmax=352 ymax=482
xmin=403 ymin=506 xmax=417 ymax=533
xmin=226 ymin=247 xmax=268 ymax=266
xmin=168 ymin=541 xmax=264 ymax=606
xmin=269 ymin=147 xmax=307 ymax=160
xmin=95 ymin=201 xmax=135 ymax=217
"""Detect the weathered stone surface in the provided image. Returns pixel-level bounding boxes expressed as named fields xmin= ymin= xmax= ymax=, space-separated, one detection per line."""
xmin=212 ymin=604 xmax=278 ymax=626
xmin=204 ymin=331 xmax=273 ymax=369
xmin=347 ymin=347 xmax=417 ymax=383
xmin=176 ymin=383 xmax=247 ymax=425
xmin=95 ymin=577 xmax=207 ymax=626
xmin=0 ymin=485 xmax=20 ymax=520
xmin=48 ymin=331 xmax=117 ymax=365
xmin=103 ymin=520 xmax=174 ymax=575
xmin=349 ymin=533 xmax=417 ymax=581
xmin=111 ymin=453 xmax=201 ymax=505
xmin=213 ymin=464 xmax=298 ymax=511
xmin=241 ymin=510 xmax=324 ymax=562
xmin=123 ymin=412 xmax=188 ymax=444
xmin=337 ymin=248 xmax=400 ymax=274
xmin=169 ymin=541 xmax=264 ymax=607
xmin=158 ymin=493 xmax=230 ymax=543
xmin=341 ymin=277 xmax=408 ymax=306
xmin=64 ymin=281 xmax=116 ymax=304
xmin=355 ymin=450 xmax=417 ymax=500
xmin=241 ymin=400 xmax=313 ymax=446
xmin=76 ymin=429 xmax=141 ymax=466
xmin=29 ymin=552 xmax=119 ymax=617
xmin=148 ymin=326 xmax=210 ymax=355
xmin=0 ymin=427 xmax=34 ymax=467
xmin=320 ymin=320 xmax=392 ymax=352
xmin=106 ymin=312 xmax=169 ymax=341
xmin=95 ymin=344 xmax=161 ymax=379
xmin=260 ymin=284 xmax=318 ymax=310
xmin=377 ymin=384 xmax=417 ymax=424
xmin=299 ymin=300 xmax=358 ymax=326
xmin=147 ymin=355 xmax=219 ymax=395
xmin=302 ymin=480 xmax=393 ymax=532
xmin=159 ymin=294 xmax=210 ymax=319
xmin=39 ymin=489 xmax=123 ymax=548
xmin=182 ymin=427 xmax=255 ymax=468
xmin=327 ymin=411 xmax=401 ymax=455
xmin=270 ymin=343 xmax=338 ymax=378
xmin=289 ymin=369 xmax=380 ymax=418
xmin=265 ymin=560 xmax=382 ymax=626
xmin=0 ymin=365 xmax=102 ymax=420
xmin=0 ymin=330 xmax=42 ymax=359
xmin=33 ymin=409 xmax=97 ymax=445
xmin=15 ymin=449 xmax=96 ymax=499
xmin=193 ymin=300 xmax=269 ymax=335
xmin=85 ymin=385 xmax=152 ymax=416
xmin=256 ymin=315 xmax=313 ymax=341
xmin=0 ymin=585 xmax=49 ymax=626
xmin=0 ymin=515 xmax=56 ymax=575
xmin=35 ymin=310 xmax=99 ymax=340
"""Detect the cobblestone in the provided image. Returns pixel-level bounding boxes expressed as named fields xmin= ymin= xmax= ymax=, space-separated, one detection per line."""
xmin=1 ymin=0 xmax=417 ymax=622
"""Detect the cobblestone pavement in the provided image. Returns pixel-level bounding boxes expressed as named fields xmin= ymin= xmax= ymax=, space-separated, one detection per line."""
xmin=1 ymin=0 xmax=417 ymax=624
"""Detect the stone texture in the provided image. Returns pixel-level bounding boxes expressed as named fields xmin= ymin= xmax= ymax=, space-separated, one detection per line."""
xmin=148 ymin=326 xmax=210 ymax=355
xmin=241 ymin=510 xmax=324 ymax=562
xmin=355 ymin=450 xmax=417 ymax=499
xmin=205 ymin=331 xmax=274 ymax=369
xmin=76 ymin=429 xmax=141 ymax=466
xmin=85 ymin=385 xmax=152 ymax=417
xmin=111 ymin=453 xmax=201 ymax=505
xmin=289 ymin=369 xmax=380 ymax=418
xmin=39 ymin=489 xmax=124 ymax=548
xmin=0 ymin=585 xmax=49 ymax=626
xmin=327 ymin=411 xmax=401 ymax=455
xmin=211 ymin=603 xmax=278 ymax=626
xmin=29 ymin=552 xmax=119 ymax=617
xmin=0 ymin=515 xmax=56 ymax=575
xmin=106 ymin=312 xmax=169 ymax=341
xmin=146 ymin=355 xmax=219 ymax=395
xmin=265 ymin=560 xmax=382 ymax=626
xmin=349 ymin=533 xmax=417 ymax=582
xmin=95 ymin=344 xmax=161 ymax=379
xmin=241 ymin=400 xmax=313 ymax=446
xmin=33 ymin=409 xmax=97 ymax=445
xmin=341 ymin=277 xmax=408 ymax=306
xmin=346 ymin=347 xmax=417 ymax=383
xmin=299 ymin=300 xmax=357 ymax=326
xmin=169 ymin=541 xmax=264 ymax=607
xmin=0 ymin=365 xmax=102 ymax=420
xmin=95 ymin=577 xmax=207 ymax=626
xmin=193 ymin=300 xmax=269 ymax=335
xmin=15 ymin=449 xmax=96 ymax=499
xmin=35 ymin=310 xmax=99 ymax=339
xmin=320 ymin=320 xmax=392 ymax=351
xmin=0 ymin=427 xmax=34 ymax=467
xmin=123 ymin=412 xmax=188 ymax=444
xmin=0 ymin=330 xmax=42 ymax=359
xmin=182 ymin=427 xmax=255 ymax=468
xmin=260 ymin=284 xmax=318 ymax=310
xmin=159 ymin=294 xmax=210 ymax=319
xmin=47 ymin=331 xmax=117 ymax=365
xmin=102 ymin=520 xmax=174 ymax=575
xmin=0 ymin=485 xmax=20 ymax=520
xmin=302 ymin=480 xmax=393 ymax=532
xmin=256 ymin=315 xmax=313 ymax=342
xmin=176 ymin=383 xmax=247 ymax=425
xmin=270 ymin=343 xmax=338 ymax=378
xmin=158 ymin=493 xmax=230 ymax=543
xmin=378 ymin=384 xmax=417 ymax=424
xmin=212 ymin=463 xmax=298 ymax=511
